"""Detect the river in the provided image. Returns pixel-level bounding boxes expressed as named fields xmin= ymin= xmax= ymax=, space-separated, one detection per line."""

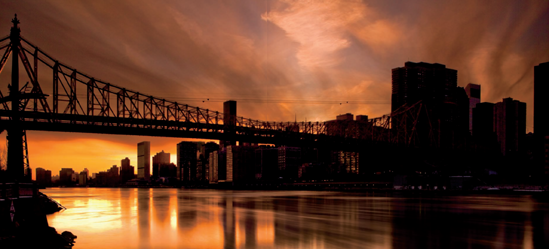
xmin=41 ymin=188 xmax=549 ymax=249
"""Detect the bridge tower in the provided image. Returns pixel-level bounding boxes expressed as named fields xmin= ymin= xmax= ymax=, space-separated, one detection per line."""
xmin=6 ymin=15 xmax=25 ymax=181
xmin=222 ymin=100 xmax=237 ymax=147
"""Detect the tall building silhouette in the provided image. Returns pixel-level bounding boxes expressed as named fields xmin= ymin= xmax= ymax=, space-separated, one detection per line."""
xmin=137 ymin=141 xmax=150 ymax=180
xmin=152 ymin=150 xmax=170 ymax=178
xmin=226 ymin=145 xmax=256 ymax=182
xmin=36 ymin=167 xmax=51 ymax=185
xmin=465 ymin=83 xmax=481 ymax=133
xmin=177 ymin=141 xmax=197 ymax=182
xmin=391 ymin=62 xmax=468 ymax=148
xmin=534 ymin=62 xmax=549 ymax=138
xmin=494 ymin=98 xmax=526 ymax=156
xmin=472 ymin=102 xmax=496 ymax=146
xmin=391 ymin=62 xmax=457 ymax=112
xmin=120 ymin=157 xmax=134 ymax=183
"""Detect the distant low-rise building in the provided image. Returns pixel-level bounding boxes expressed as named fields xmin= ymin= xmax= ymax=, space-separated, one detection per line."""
xmin=59 ymin=168 xmax=75 ymax=185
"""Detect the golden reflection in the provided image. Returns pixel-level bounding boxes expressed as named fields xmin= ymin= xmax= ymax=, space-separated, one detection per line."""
xmin=256 ymin=211 xmax=274 ymax=245
xmin=41 ymin=189 xmax=543 ymax=249
xmin=169 ymin=190 xmax=178 ymax=230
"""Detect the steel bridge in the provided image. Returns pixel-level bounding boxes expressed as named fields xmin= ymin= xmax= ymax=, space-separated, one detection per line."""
xmin=0 ymin=16 xmax=436 ymax=181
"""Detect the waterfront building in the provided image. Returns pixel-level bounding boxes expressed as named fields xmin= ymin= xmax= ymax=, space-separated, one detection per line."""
xmin=465 ymin=83 xmax=481 ymax=134
xmin=177 ymin=141 xmax=197 ymax=182
xmin=137 ymin=141 xmax=150 ymax=180
xmin=391 ymin=62 xmax=468 ymax=148
xmin=338 ymin=151 xmax=360 ymax=174
xmin=202 ymin=142 xmax=220 ymax=182
xmin=226 ymin=145 xmax=256 ymax=182
xmin=152 ymin=150 xmax=170 ymax=178
xmin=494 ymin=98 xmax=527 ymax=156
xmin=78 ymin=169 xmax=88 ymax=186
xmin=543 ymin=136 xmax=549 ymax=175
xmin=472 ymin=102 xmax=498 ymax=150
xmin=36 ymin=167 xmax=44 ymax=182
xmin=107 ymin=165 xmax=119 ymax=186
xmin=209 ymin=151 xmax=218 ymax=183
xmin=45 ymin=170 xmax=51 ymax=185
xmin=35 ymin=167 xmax=49 ymax=185
xmin=255 ymin=146 xmax=278 ymax=180
xmin=534 ymin=62 xmax=549 ymax=138
xmin=278 ymin=146 xmax=301 ymax=179
xmin=59 ymin=168 xmax=75 ymax=185
xmin=120 ymin=157 xmax=135 ymax=183
xmin=391 ymin=62 xmax=458 ymax=112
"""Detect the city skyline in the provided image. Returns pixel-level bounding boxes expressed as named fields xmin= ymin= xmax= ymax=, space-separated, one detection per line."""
xmin=1 ymin=0 xmax=548 ymax=174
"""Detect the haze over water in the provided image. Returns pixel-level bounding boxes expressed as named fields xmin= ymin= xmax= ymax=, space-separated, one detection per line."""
xmin=42 ymin=188 xmax=549 ymax=249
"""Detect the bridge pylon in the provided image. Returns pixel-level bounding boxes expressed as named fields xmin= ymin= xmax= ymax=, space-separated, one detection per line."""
xmin=4 ymin=15 xmax=27 ymax=181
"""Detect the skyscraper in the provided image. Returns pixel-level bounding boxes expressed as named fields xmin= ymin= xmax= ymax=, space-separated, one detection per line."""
xmin=494 ymin=98 xmax=527 ymax=156
xmin=36 ymin=167 xmax=46 ymax=185
xmin=391 ymin=62 xmax=467 ymax=148
xmin=472 ymin=102 xmax=496 ymax=142
xmin=465 ymin=83 xmax=481 ymax=133
xmin=278 ymin=146 xmax=301 ymax=179
xmin=177 ymin=141 xmax=197 ymax=182
xmin=152 ymin=150 xmax=170 ymax=178
xmin=391 ymin=62 xmax=457 ymax=112
xmin=226 ymin=145 xmax=256 ymax=182
xmin=59 ymin=168 xmax=75 ymax=185
xmin=120 ymin=157 xmax=134 ymax=183
xmin=137 ymin=141 xmax=150 ymax=180
xmin=534 ymin=62 xmax=549 ymax=138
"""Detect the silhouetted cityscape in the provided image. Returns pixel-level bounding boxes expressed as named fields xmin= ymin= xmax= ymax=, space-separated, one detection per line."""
xmin=30 ymin=61 xmax=549 ymax=191
xmin=1 ymin=3 xmax=549 ymax=248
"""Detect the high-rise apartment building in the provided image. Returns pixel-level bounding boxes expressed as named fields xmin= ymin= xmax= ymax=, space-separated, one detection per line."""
xmin=226 ymin=145 xmax=256 ymax=182
xmin=59 ymin=168 xmax=75 ymax=185
xmin=465 ymin=83 xmax=481 ymax=133
xmin=36 ymin=167 xmax=48 ymax=185
xmin=494 ymin=98 xmax=527 ymax=156
xmin=534 ymin=62 xmax=549 ymax=138
xmin=255 ymin=146 xmax=278 ymax=180
xmin=79 ymin=169 xmax=88 ymax=186
xmin=392 ymin=62 xmax=458 ymax=112
xmin=472 ymin=102 xmax=496 ymax=144
xmin=209 ymin=151 xmax=218 ymax=183
xmin=177 ymin=141 xmax=197 ymax=182
xmin=137 ymin=141 xmax=150 ymax=180
xmin=120 ymin=157 xmax=134 ymax=183
xmin=152 ymin=150 xmax=171 ymax=178
xmin=278 ymin=146 xmax=301 ymax=179
xmin=391 ymin=62 xmax=467 ymax=148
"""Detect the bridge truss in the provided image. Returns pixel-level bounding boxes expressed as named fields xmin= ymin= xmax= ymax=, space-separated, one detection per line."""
xmin=0 ymin=15 xmax=436 ymax=180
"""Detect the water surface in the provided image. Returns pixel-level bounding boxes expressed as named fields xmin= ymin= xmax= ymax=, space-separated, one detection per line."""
xmin=42 ymin=188 xmax=549 ymax=249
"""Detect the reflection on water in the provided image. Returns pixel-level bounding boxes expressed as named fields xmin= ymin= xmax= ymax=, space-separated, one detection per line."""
xmin=42 ymin=188 xmax=549 ymax=249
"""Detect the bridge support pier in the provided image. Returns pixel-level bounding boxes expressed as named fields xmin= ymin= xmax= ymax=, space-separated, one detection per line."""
xmin=6 ymin=15 xmax=25 ymax=181
xmin=7 ymin=128 xmax=24 ymax=181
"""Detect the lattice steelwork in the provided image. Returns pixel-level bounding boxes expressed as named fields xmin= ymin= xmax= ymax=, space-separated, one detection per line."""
xmin=0 ymin=15 xmax=437 ymax=172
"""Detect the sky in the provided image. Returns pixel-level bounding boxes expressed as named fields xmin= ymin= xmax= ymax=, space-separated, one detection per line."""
xmin=0 ymin=0 xmax=548 ymax=176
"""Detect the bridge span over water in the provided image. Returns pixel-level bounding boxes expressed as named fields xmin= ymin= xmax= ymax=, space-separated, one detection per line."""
xmin=0 ymin=16 xmax=434 ymax=180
